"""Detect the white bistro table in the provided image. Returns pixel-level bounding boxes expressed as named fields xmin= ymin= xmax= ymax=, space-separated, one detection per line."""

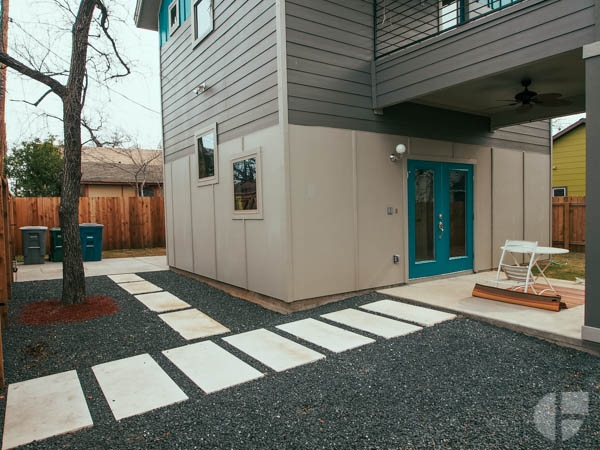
xmin=497 ymin=244 xmax=569 ymax=295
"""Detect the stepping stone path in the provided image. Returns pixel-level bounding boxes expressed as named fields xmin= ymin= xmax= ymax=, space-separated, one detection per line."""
xmin=107 ymin=273 xmax=144 ymax=283
xmin=2 ymin=370 xmax=93 ymax=450
xmin=134 ymin=291 xmax=190 ymax=313
xmin=223 ymin=329 xmax=325 ymax=372
xmin=92 ymin=354 xmax=188 ymax=421
xmin=159 ymin=308 xmax=231 ymax=340
xmin=163 ymin=341 xmax=263 ymax=393
xmin=277 ymin=318 xmax=374 ymax=353
xmin=3 ymin=285 xmax=456 ymax=448
xmin=321 ymin=308 xmax=423 ymax=338
xmin=117 ymin=280 xmax=162 ymax=295
xmin=360 ymin=299 xmax=456 ymax=326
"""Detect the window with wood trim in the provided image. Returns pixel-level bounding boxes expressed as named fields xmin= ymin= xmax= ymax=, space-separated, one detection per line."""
xmin=195 ymin=124 xmax=219 ymax=186
xmin=168 ymin=0 xmax=179 ymax=36
xmin=192 ymin=0 xmax=214 ymax=47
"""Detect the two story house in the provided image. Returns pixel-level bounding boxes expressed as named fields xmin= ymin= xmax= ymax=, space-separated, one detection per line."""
xmin=135 ymin=0 xmax=600 ymax=346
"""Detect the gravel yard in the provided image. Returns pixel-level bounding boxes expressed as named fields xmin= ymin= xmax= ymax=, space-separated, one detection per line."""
xmin=1 ymin=270 xmax=598 ymax=449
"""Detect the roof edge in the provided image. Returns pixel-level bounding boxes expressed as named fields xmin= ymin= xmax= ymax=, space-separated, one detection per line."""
xmin=134 ymin=0 xmax=160 ymax=31
xmin=553 ymin=118 xmax=586 ymax=141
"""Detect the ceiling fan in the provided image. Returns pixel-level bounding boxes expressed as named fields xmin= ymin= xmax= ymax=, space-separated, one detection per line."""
xmin=497 ymin=79 xmax=571 ymax=113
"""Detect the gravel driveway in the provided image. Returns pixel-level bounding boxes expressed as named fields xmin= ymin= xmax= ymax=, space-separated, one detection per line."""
xmin=1 ymin=270 xmax=598 ymax=449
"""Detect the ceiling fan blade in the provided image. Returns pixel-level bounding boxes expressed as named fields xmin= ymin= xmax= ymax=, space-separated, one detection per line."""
xmin=517 ymin=103 xmax=534 ymax=113
xmin=534 ymin=93 xmax=563 ymax=100
xmin=537 ymin=99 xmax=572 ymax=107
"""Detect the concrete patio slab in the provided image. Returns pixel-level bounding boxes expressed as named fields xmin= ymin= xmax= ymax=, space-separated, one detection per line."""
xmin=158 ymin=309 xmax=230 ymax=340
xmin=321 ymin=309 xmax=423 ymax=339
xmin=92 ymin=353 xmax=188 ymax=421
xmin=163 ymin=341 xmax=263 ymax=393
xmin=377 ymin=271 xmax=586 ymax=348
xmin=107 ymin=273 xmax=144 ymax=283
xmin=15 ymin=255 xmax=168 ymax=282
xmin=117 ymin=280 xmax=162 ymax=295
xmin=223 ymin=329 xmax=325 ymax=372
xmin=277 ymin=318 xmax=375 ymax=353
xmin=134 ymin=291 xmax=190 ymax=312
xmin=360 ymin=300 xmax=456 ymax=327
xmin=2 ymin=370 xmax=93 ymax=450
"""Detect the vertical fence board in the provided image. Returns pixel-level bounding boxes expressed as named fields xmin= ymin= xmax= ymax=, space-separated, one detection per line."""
xmin=14 ymin=197 xmax=165 ymax=255
xmin=552 ymin=196 xmax=585 ymax=252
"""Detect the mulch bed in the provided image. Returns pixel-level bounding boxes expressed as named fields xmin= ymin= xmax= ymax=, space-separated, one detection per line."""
xmin=19 ymin=296 xmax=119 ymax=325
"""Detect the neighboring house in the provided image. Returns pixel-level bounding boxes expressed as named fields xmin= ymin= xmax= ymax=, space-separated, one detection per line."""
xmin=135 ymin=0 xmax=600 ymax=344
xmin=80 ymin=147 xmax=163 ymax=197
xmin=552 ymin=119 xmax=586 ymax=197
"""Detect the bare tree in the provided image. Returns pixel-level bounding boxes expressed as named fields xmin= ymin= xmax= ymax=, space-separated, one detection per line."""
xmin=82 ymin=145 xmax=162 ymax=197
xmin=0 ymin=0 xmax=130 ymax=304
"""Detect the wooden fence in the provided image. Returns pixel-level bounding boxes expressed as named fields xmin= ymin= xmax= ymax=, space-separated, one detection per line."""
xmin=13 ymin=197 xmax=165 ymax=255
xmin=552 ymin=196 xmax=585 ymax=252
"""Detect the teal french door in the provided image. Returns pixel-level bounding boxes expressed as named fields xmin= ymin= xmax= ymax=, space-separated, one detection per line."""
xmin=408 ymin=160 xmax=473 ymax=279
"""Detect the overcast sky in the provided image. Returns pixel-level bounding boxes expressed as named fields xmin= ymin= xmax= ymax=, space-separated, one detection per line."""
xmin=6 ymin=0 xmax=162 ymax=150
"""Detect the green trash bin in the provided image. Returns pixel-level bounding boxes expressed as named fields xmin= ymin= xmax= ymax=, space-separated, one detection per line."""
xmin=20 ymin=226 xmax=48 ymax=265
xmin=79 ymin=223 xmax=104 ymax=262
xmin=49 ymin=227 xmax=63 ymax=262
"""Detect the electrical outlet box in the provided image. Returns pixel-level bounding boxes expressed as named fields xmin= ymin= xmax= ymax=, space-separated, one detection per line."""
xmin=393 ymin=254 xmax=400 ymax=264
xmin=387 ymin=207 xmax=393 ymax=215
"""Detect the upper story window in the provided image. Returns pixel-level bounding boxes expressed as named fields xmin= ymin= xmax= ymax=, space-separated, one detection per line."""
xmin=192 ymin=0 xmax=214 ymax=47
xmin=168 ymin=0 xmax=179 ymax=36
xmin=195 ymin=124 xmax=219 ymax=186
xmin=552 ymin=187 xmax=567 ymax=197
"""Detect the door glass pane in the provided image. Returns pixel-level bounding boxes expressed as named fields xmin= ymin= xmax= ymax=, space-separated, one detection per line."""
xmin=449 ymin=170 xmax=467 ymax=257
xmin=415 ymin=169 xmax=435 ymax=262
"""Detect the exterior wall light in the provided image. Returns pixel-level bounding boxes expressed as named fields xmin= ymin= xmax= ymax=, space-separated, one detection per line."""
xmin=389 ymin=143 xmax=407 ymax=162
xmin=194 ymin=83 xmax=207 ymax=95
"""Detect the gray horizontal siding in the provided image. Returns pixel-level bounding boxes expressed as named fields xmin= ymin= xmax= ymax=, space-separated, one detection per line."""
xmin=286 ymin=0 xmax=375 ymax=132
xmin=285 ymin=0 xmax=550 ymax=153
xmin=376 ymin=0 xmax=596 ymax=107
xmin=160 ymin=0 xmax=278 ymax=158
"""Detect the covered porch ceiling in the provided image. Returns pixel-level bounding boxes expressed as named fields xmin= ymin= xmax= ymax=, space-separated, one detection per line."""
xmin=412 ymin=50 xmax=586 ymax=129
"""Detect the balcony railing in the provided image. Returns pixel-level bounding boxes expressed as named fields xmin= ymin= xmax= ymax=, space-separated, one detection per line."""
xmin=375 ymin=0 xmax=531 ymax=59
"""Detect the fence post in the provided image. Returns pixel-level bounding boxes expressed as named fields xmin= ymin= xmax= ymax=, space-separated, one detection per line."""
xmin=564 ymin=201 xmax=570 ymax=250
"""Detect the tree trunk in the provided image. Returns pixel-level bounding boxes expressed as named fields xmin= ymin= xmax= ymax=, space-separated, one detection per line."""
xmin=59 ymin=98 xmax=85 ymax=304
xmin=59 ymin=0 xmax=97 ymax=305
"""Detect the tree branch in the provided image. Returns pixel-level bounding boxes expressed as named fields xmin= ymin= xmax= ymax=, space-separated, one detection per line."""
xmin=0 ymin=51 xmax=66 ymax=98
xmin=93 ymin=1 xmax=130 ymax=80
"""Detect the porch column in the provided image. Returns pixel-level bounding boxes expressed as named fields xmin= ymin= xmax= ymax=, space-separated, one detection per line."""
xmin=582 ymin=30 xmax=600 ymax=342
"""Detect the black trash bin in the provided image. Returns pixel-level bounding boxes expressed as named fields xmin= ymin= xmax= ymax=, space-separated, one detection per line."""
xmin=79 ymin=223 xmax=104 ymax=261
xmin=20 ymin=226 xmax=48 ymax=265
xmin=49 ymin=227 xmax=63 ymax=262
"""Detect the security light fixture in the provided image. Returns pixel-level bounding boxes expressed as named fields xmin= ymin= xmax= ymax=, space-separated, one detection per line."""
xmin=194 ymin=83 xmax=207 ymax=95
xmin=389 ymin=143 xmax=407 ymax=162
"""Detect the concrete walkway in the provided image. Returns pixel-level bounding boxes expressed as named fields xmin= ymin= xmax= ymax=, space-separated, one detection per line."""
xmin=14 ymin=256 xmax=168 ymax=282
xmin=378 ymin=271 xmax=588 ymax=350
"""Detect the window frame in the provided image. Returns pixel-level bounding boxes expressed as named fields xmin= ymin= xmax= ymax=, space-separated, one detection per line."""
xmin=194 ymin=123 xmax=219 ymax=187
xmin=191 ymin=0 xmax=214 ymax=48
xmin=231 ymin=148 xmax=263 ymax=220
xmin=168 ymin=0 xmax=180 ymax=36
xmin=552 ymin=186 xmax=568 ymax=197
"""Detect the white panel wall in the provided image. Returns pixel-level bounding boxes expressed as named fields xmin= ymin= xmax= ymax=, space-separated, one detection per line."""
xmin=164 ymin=162 xmax=175 ymax=267
xmin=171 ymin=156 xmax=194 ymax=272
xmin=356 ymin=131 xmax=407 ymax=289
xmin=492 ymin=148 xmax=525 ymax=264
xmin=166 ymin=124 xmax=289 ymax=301
xmin=524 ymin=151 xmax=551 ymax=247
xmin=289 ymin=126 xmax=356 ymax=300
xmin=454 ymin=143 xmax=493 ymax=272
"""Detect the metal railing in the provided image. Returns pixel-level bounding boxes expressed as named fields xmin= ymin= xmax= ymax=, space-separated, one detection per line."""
xmin=374 ymin=0 xmax=530 ymax=59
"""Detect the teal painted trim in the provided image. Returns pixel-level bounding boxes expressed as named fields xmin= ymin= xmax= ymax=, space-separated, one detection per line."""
xmin=159 ymin=0 xmax=191 ymax=47
xmin=408 ymin=160 xmax=474 ymax=279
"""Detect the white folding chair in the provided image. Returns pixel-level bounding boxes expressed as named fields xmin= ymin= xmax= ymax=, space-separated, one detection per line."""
xmin=494 ymin=240 xmax=538 ymax=294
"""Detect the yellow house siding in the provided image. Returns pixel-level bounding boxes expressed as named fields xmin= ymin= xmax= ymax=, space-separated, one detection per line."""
xmin=552 ymin=125 xmax=586 ymax=196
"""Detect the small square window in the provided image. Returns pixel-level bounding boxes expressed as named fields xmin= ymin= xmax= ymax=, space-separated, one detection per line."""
xmin=232 ymin=150 xmax=262 ymax=219
xmin=168 ymin=1 xmax=180 ymax=36
xmin=192 ymin=0 xmax=214 ymax=47
xmin=195 ymin=124 xmax=219 ymax=186
xmin=552 ymin=187 xmax=567 ymax=197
